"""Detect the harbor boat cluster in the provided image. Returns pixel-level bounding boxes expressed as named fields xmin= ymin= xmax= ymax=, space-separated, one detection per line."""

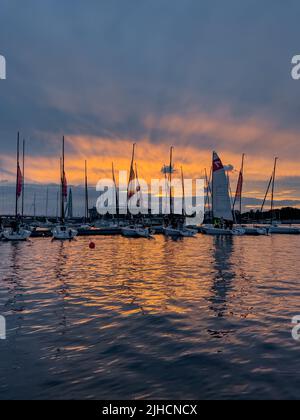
xmin=1 ymin=133 xmax=300 ymax=242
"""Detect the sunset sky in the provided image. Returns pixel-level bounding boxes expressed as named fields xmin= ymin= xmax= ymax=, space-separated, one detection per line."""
xmin=1 ymin=0 xmax=300 ymax=209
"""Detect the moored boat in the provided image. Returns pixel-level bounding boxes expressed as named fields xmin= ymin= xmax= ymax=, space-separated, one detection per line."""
xmin=4 ymin=133 xmax=31 ymax=242
xmin=3 ymin=228 xmax=31 ymax=241
xmin=268 ymin=225 xmax=300 ymax=234
xmin=122 ymin=226 xmax=153 ymax=238
xmin=204 ymin=152 xmax=245 ymax=236
xmin=242 ymin=226 xmax=268 ymax=236
xmin=52 ymin=137 xmax=78 ymax=241
xmin=52 ymin=225 xmax=78 ymax=240
xmin=163 ymin=226 xmax=183 ymax=238
xmin=202 ymin=226 xmax=245 ymax=236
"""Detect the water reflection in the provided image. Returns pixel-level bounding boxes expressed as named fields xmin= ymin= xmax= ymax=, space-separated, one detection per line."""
xmin=1 ymin=235 xmax=300 ymax=399
xmin=210 ymin=237 xmax=235 ymax=318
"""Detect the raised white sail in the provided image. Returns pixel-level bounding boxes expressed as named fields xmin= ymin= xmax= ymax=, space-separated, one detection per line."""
xmin=212 ymin=151 xmax=233 ymax=221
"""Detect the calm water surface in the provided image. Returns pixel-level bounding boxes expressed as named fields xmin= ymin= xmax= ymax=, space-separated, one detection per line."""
xmin=0 ymin=235 xmax=300 ymax=400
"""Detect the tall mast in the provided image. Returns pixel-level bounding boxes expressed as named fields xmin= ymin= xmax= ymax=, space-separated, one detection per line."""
xmin=169 ymin=146 xmax=174 ymax=215
xmin=135 ymin=163 xmax=142 ymax=212
xmin=239 ymin=154 xmax=245 ymax=218
xmin=130 ymin=143 xmax=136 ymax=174
xmin=60 ymin=136 xmax=65 ymax=223
xmin=22 ymin=139 xmax=25 ymax=218
xmin=85 ymin=160 xmax=89 ymax=222
xmin=211 ymin=153 xmax=214 ymax=219
xmin=227 ymin=171 xmax=236 ymax=224
xmin=33 ymin=192 xmax=36 ymax=218
xmin=112 ymin=162 xmax=119 ymax=219
xmin=56 ymin=189 xmax=59 ymax=220
xmin=181 ymin=166 xmax=186 ymax=216
xmin=45 ymin=187 xmax=49 ymax=218
xmin=233 ymin=154 xmax=245 ymax=224
xmin=204 ymin=168 xmax=210 ymax=218
xmin=127 ymin=143 xmax=136 ymax=215
xmin=261 ymin=174 xmax=273 ymax=213
xmin=270 ymin=157 xmax=278 ymax=224
xmin=15 ymin=132 xmax=20 ymax=218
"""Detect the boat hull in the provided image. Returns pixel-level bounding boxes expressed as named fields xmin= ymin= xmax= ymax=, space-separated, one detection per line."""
xmin=122 ymin=228 xmax=152 ymax=238
xmin=52 ymin=227 xmax=78 ymax=240
xmin=3 ymin=229 xmax=31 ymax=241
xmin=202 ymin=227 xmax=245 ymax=236
xmin=163 ymin=227 xmax=183 ymax=237
xmin=243 ymin=227 xmax=268 ymax=236
xmin=268 ymin=226 xmax=300 ymax=234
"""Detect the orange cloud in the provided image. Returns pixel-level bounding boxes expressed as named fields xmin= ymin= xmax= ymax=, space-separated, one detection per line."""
xmin=1 ymin=109 xmax=300 ymax=204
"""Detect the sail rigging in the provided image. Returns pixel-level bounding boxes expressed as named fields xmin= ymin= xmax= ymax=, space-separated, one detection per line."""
xmin=15 ymin=132 xmax=23 ymax=218
xmin=233 ymin=154 xmax=245 ymax=223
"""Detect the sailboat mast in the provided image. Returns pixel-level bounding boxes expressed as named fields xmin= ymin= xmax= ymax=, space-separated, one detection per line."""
xmin=56 ymin=189 xmax=59 ymax=219
xmin=45 ymin=187 xmax=49 ymax=218
xmin=15 ymin=132 xmax=20 ymax=218
xmin=239 ymin=154 xmax=245 ymax=218
xmin=261 ymin=174 xmax=273 ymax=214
xmin=112 ymin=162 xmax=119 ymax=218
xmin=181 ymin=166 xmax=186 ymax=216
xmin=85 ymin=160 xmax=89 ymax=222
xmin=227 ymin=171 xmax=236 ymax=224
xmin=204 ymin=168 xmax=211 ymax=219
xmin=169 ymin=146 xmax=174 ymax=215
xmin=270 ymin=157 xmax=278 ymax=224
xmin=211 ymin=153 xmax=214 ymax=219
xmin=22 ymin=139 xmax=25 ymax=218
xmin=127 ymin=143 xmax=136 ymax=216
xmin=33 ymin=193 xmax=36 ymax=218
xmin=61 ymin=136 xmax=65 ymax=223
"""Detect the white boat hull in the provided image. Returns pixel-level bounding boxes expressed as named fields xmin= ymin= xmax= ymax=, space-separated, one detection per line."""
xmin=52 ymin=226 xmax=78 ymax=240
xmin=3 ymin=229 xmax=31 ymax=241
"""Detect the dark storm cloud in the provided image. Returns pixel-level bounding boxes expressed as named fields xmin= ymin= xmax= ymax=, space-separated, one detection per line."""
xmin=1 ymin=0 xmax=300 ymax=157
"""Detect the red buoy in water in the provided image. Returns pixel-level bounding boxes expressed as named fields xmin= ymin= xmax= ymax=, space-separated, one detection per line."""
xmin=89 ymin=242 xmax=96 ymax=250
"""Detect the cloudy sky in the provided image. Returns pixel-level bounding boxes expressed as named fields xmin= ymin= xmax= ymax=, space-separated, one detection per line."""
xmin=1 ymin=0 xmax=300 ymax=211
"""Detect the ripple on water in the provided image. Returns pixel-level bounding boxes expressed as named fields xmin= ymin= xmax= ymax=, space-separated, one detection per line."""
xmin=1 ymin=235 xmax=300 ymax=399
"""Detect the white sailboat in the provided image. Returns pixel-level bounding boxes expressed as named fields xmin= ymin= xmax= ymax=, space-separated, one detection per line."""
xmin=4 ymin=133 xmax=31 ymax=241
xmin=260 ymin=158 xmax=299 ymax=234
xmin=162 ymin=148 xmax=197 ymax=238
xmin=233 ymin=154 xmax=267 ymax=236
xmin=52 ymin=137 xmax=78 ymax=240
xmin=202 ymin=152 xmax=245 ymax=236
xmin=123 ymin=144 xmax=151 ymax=239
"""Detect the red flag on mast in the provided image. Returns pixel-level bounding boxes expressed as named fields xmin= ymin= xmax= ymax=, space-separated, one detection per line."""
xmin=235 ymin=171 xmax=243 ymax=202
xmin=127 ymin=144 xmax=136 ymax=200
xmin=16 ymin=164 xmax=23 ymax=199
xmin=62 ymin=171 xmax=68 ymax=201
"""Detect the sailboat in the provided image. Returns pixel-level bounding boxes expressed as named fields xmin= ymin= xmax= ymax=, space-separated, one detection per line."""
xmin=260 ymin=157 xmax=300 ymax=234
xmin=52 ymin=137 xmax=78 ymax=240
xmin=177 ymin=166 xmax=198 ymax=237
xmin=233 ymin=155 xmax=267 ymax=236
xmin=79 ymin=161 xmax=93 ymax=230
xmin=3 ymin=133 xmax=31 ymax=241
xmin=202 ymin=152 xmax=245 ymax=236
xmin=122 ymin=144 xmax=153 ymax=239
xmin=163 ymin=147 xmax=183 ymax=238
